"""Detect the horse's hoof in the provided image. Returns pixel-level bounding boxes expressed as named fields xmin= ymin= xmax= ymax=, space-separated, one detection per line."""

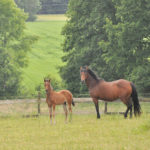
xmin=124 ymin=116 xmax=127 ymax=119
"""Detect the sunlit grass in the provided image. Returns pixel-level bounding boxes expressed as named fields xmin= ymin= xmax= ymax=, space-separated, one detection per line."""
xmin=36 ymin=14 xmax=67 ymax=21
xmin=0 ymin=114 xmax=150 ymax=150
xmin=22 ymin=18 xmax=66 ymax=94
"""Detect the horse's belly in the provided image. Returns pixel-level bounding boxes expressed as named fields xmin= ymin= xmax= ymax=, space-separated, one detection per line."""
xmin=54 ymin=98 xmax=66 ymax=105
xmin=51 ymin=94 xmax=66 ymax=105
xmin=98 ymin=94 xmax=118 ymax=101
xmin=97 ymin=88 xmax=119 ymax=101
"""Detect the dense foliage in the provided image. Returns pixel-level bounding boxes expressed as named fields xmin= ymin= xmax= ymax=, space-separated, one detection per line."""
xmin=60 ymin=0 xmax=150 ymax=94
xmin=0 ymin=0 xmax=37 ymax=98
xmin=14 ymin=0 xmax=41 ymax=21
xmin=39 ymin=0 xmax=68 ymax=14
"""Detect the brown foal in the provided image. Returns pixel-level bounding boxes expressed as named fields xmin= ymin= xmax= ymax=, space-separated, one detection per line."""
xmin=44 ymin=79 xmax=75 ymax=124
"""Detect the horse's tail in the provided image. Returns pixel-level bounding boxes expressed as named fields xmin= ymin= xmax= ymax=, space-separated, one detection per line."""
xmin=72 ymin=99 xmax=75 ymax=106
xmin=130 ymin=83 xmax=141 ymax=116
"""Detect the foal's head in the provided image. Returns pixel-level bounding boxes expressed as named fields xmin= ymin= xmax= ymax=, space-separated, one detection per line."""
xmin=80 ymin=66 xmax=89 ymax=83
xmin=44 ymin=79 xmax=51 ymax=94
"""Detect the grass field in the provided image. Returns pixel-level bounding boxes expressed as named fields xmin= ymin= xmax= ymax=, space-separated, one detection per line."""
xmin=21 ymin=15 xmax=66 ymax=95
xmin=0 ymin=100 xmax=150 ymax=150
xmin=0 ymin=113 xmax=150 ymax=150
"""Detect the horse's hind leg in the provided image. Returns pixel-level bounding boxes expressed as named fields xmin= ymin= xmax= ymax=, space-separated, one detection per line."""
xmin=129 ymin=104 xmax=133 ymax=118
xmin=128 ymin=98 xmax=133 ymax=118
xmin=63 ymin=102 xmax=68 ymax=123
xmin=124 ymin=98 xmax=133 ymax=118
xmin=68 ymin=104 xmax=72 ymax=122
xmin=124 ymin=106 xmax=130 ymax=118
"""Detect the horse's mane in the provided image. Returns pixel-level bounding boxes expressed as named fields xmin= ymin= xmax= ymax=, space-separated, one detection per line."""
xmin=87 ymin=68 xmax=100 ymax=81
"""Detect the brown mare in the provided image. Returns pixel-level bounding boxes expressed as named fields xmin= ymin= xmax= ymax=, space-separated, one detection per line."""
xmin=80 ymin=66 xmax=141 ymax=119
xmin=44 ymin=79 xmax=75 ymax=124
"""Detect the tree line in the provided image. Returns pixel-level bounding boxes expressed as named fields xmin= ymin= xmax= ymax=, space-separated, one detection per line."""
xmin=60 ymin=0 xmax=150 ymax=95
xmin=0 ymin=0 xmax=150 ymax=98
xmin=14 ymin=0 xmax=68 ymax=21
xmin=0 ymin=0 xmax=38 ymax=98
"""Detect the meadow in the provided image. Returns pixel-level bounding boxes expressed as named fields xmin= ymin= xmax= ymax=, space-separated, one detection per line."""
xmin=2 ymin=15 xmax=150 ymax=150
xmin=21 ymin=15 xmax=66 ymax=95
xmin=0 ymin=98 xmax=150 ymax=150
xmin=0 ymin=113 xmax=150 ymax=150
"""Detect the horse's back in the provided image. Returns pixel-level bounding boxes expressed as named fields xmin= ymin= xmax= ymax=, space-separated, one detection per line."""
xmin=115 ymin=79 xmax=131 ymax=88
xmin=91 ymin=79 xmax=132 ymax=101
xmin=59 ymin=90 xmax=73 ymax=101
xmin=108 ymin=79 xmax=132 ymax=99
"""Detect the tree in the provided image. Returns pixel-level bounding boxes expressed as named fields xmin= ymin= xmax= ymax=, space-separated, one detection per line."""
xmin=99 ymin=0 xmax=150 ymax=92
xmin=39 ymin=0 xmax=68 ymax=14
xmin=0 ymin=0 xmax=37 ymax=98
xmin=60 ymin=0 xmax=117 ymax=94
xmin=61 ymin=0 xmax=150 ymax=94
xmin=14 ymin=0 xmax=41 ymax=21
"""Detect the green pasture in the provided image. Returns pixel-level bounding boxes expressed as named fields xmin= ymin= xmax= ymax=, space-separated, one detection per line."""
xmin=21 ymin=15 xmax=66 ymax=95
xmin=0 ymin=113 xmax=150 ymax=150
xmin=0 ymin=101 xmax=150 ymax=150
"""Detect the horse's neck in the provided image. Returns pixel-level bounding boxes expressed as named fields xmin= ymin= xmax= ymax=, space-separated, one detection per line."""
xmin=46 ymin=86 xmax=54 ymax=98
xmin=86 ymin=75 xmax=99 ymax=89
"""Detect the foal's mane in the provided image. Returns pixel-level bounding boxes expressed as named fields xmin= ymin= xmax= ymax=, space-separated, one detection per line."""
xmin=87 ymin=68 xmax=100 ymax=81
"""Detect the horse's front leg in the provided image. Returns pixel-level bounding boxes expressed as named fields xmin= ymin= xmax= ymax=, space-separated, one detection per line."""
xmin=49 ymin=106 xmax=52 ymax=124
xmin=92 ymin=98 xmax=100 ymax=119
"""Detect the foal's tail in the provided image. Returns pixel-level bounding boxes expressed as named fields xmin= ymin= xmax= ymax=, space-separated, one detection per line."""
xmin=72 ymin=99 xmax=75 ymax=106
xmin=130 ymin=83 xmax=141 ymax=116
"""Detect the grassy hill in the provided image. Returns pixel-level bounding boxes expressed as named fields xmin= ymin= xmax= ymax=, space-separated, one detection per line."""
xmin=21 ymin=15 xmax=66 ymax=95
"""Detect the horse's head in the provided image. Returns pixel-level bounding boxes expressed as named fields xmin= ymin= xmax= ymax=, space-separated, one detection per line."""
xmin=80 ymin=66 xmax=88 ymax=83
xmin=44 ymin=79 xmax=51 ymax=94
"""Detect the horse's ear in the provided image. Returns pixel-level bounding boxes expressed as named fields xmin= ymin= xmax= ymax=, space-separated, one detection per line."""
xmin=86 ymin=66 xmax=88 ymax=70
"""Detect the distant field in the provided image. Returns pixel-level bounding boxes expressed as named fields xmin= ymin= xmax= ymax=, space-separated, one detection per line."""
xmin=36 ymin=14 xmax=67 ymax=21
xmin=21 ymin=15 xmax=66 ymax=95
xmin=0 ymin=114 xmax=150 ymax=150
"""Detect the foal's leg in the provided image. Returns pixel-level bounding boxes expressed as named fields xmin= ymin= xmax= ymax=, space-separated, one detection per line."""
xmin=49 ymin=106 xmax=52 ymax=124
xmin=52 ymin=105 xmax=56 ymax=124
xmin=68 ymin=104 xmax=72 ymax=122
xmin=93 ymin=98 xmax=100 ymax=119
xmin=63 ymin=102 xmax=68 ymax=123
